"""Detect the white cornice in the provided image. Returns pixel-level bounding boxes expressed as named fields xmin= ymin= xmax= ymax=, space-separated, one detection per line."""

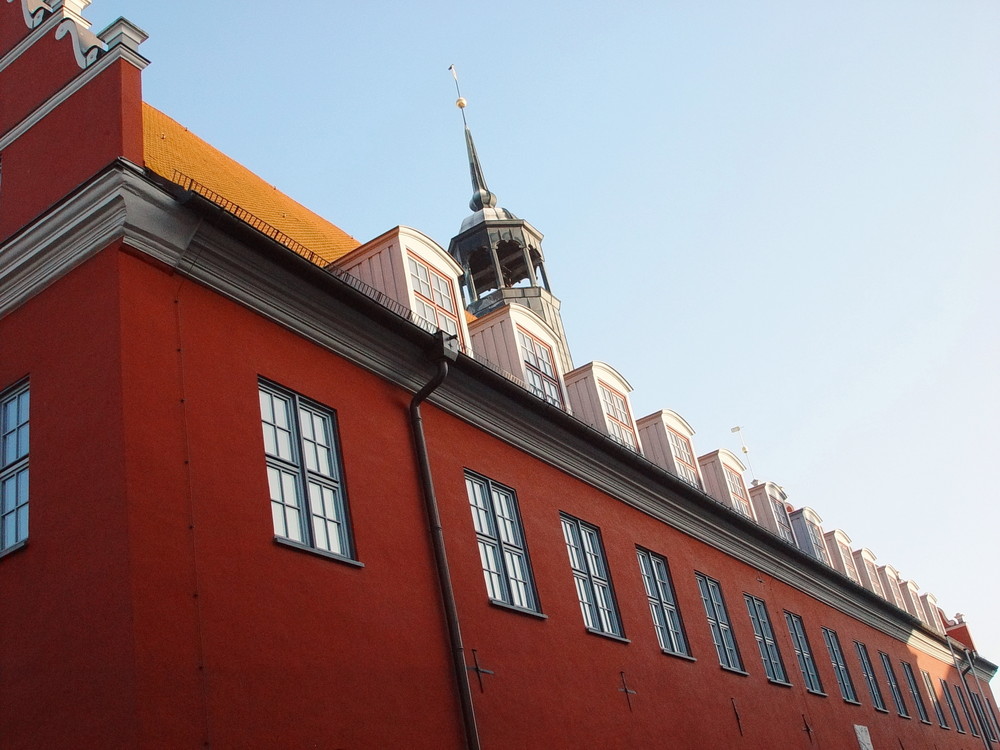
xmin=2 ymin=165 xmax=992 ymax=679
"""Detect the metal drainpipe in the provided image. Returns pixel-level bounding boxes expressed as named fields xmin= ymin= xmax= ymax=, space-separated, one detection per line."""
xmin=947 ymin=638 xmax=992 ymax=749
xmin=409 ymin=331 xmax=480 ymax=750
xmin=964 ymin=647 xmax=997 ymax=748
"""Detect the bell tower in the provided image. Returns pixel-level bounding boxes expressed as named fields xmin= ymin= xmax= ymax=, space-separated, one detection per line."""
xmin=446 ymin=76 xmax=572 ymax=370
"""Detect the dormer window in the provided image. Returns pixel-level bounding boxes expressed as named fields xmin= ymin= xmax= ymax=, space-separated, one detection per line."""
xmin=771 ymin=498 xmax=795 ymax=543
xmin=408 ymin=255 xmax=461 ymax=339
xmin=864 ymin=559 xmax=885 ymax=597
xmin=806 ymin=521 xmax=829 ymax=564
xmin=666 ymin=429 xmax=700 ymax=488
xmin=839 ymin=542 xmax=861 ymax=583
xmin=518 ymin=329 xmax=562 ymax=407
xmin=723 ymin=466 xmax=753 ymax=519
xmin=599 ymin=382 xmax=637 ymax=451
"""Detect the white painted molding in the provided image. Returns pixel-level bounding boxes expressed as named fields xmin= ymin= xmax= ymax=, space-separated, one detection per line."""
xmin=53 ymin=16 xmax=104 ymax=68
xmin=0 ymin=39 xmax=148 ymax=152
xmin=6 ymin=0 xmax=49 ymax=30
xmin=2 ymin=162 xmax=993 ymax=680
xmin=0 ymin=9 xmax=62 ymax=73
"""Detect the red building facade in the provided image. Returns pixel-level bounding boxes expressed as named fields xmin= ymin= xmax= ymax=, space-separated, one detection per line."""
xmin=0 ymin=3 xmax=996 ymax=748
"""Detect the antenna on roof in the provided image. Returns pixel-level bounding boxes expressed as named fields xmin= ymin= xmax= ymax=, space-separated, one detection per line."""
xmin=449 ymin=64 xmax=468 ymax=128
xmin=730 ymin=425 xmax=758 ymax=485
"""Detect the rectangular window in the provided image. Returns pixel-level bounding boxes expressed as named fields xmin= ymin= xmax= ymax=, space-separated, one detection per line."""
xmin=561 ymin=515 xmax=623 ymax=637
xmin=666 ymin=429 xmax=700 ymax=488
xmin=408 ymin=256 xmax=461 ymax=340
xmin=879 ymin=653 xmax=909 ymax=717
xmin=1 ymin=382 xmax=29 ymax=553
xmin=921 ymin=669 xmax=949 ymax=728
xmin=771 ymin=498 xmax=795 ymax=544
xmin=822 ymin=628 xmax=857 ymax=702
xmin=953 ymin=685 xmax=979 ymax=736
xmin=637 ymin=548 xmax=687 ymax=655
xmin=970 ymin=692 xmax=999 ymax=741
xmin=259 ymin=382 xmax=352 ymax=558
xmin=901 ymin=662 xmax=929 ymax=722
xmin=598 ymin=383 xmax=637 ymax=451
xmin=722 ymin=467 xmax=753 ymax=518
xmin=864 ymin=560 xmax=885 ymax=597
xmin=785 ymin=612 xmax=823 ymax=693
xmin=839 ymin=542 xmax=861 ymax=583
xmin=696 ymin=573 xmax=742 ymax=671
xmin=517 ymin=330 xmax=562 ymax=407
xmin=465 ymin=473 xmax=538 ymax=612
xmin=940 ymin=679 xmax=964 ymax=732
xmin=806 ymin=521 xmax=830 ymax=564
xmin=745 ymin=595 xmax=787 ymax=683
xmin=856 ymin=642 xmax=886 ymax=711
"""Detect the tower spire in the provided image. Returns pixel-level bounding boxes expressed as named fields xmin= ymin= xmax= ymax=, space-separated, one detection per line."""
xmin=450 ymin=65 xmax=497 ymax=212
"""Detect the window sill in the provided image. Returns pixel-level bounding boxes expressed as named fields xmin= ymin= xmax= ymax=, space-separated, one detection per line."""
xmin=768 ymin=679 xmax=794 ymax=689
xmin=806 ymin=689 xmax=828 ymax=698
xmin=919 ymin=720 xmax=932 ymax=725
xmin=898 ymin=714 xmax=912 ymax=720
xmin=273 ymin=537 xmax=364 ymax=568
xmin=585 ymin=627 xmax=630 ymax=645
xmin=843 ymin=699 xmax=863 ymax=707
xmin=874 ymin=707 xmax=890 ymax=714
xmin=0 ymin=539 xmax=27 ymax=561
xmin=720 ymin=665 xmax=750 ymax=677
xmin=662 ymin=650 xmax=696 ymax=663
xmin=489 ymin=599 xmax=547 ymax=620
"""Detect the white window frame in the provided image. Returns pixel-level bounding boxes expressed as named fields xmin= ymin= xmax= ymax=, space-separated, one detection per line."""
xmin=465 ymin=472 xmax=539 ymax=612
xmin=408 ymin=255 xmax=462 ymax=341
xmin=598 ymin=383 xmax=637 ymax=452
xmin=806 ymin=521 xmax=830 ymax=564
xmin=561 ymin=515 xmax=623 ymax=637
xmin=696 ymin=573 xmax=743 ymax=671
xmin=745 ymin=594 xmax=787 ymax=683
xmin=259 ymin=381 xmax=353 ymax=559
xmin=771 ymin=497 xmax=795 ymax=544
xmin=666 ymin=428 xmax=700 ymax=488
xmin=637 ymin=547 xmax=687 ymax=656
xmin=723 ymin=466 xmax=753 ymax=518
xmin=517 ymin=329 xmax=562 ymax=407
xmin=0 ymin=381 xmax=29 ymax=554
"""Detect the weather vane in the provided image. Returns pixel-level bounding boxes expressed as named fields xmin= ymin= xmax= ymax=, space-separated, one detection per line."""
xmin=448 ymin=64 xmax=468 ymax=127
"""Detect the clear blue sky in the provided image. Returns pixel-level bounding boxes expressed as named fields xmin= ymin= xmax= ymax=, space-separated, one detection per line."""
xmin=87 ymin=1 xmax=1000 ymax=662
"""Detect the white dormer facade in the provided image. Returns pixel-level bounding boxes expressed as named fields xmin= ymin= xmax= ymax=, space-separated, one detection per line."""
xmin=564 ymin=362 xmax=640 ymax=452
xmin=636 ymin=409 xmax=703 ymax=488
xmin=824 ymin=529 xmax=862 ymax=585
xmin=877 ymin=564 xmax=906 ymax=609
xmin=697 ymin=450 xmax=755 ymax=521
xmin=467 ymin=303 xmax=569 ymax=409
xmin=748 ymin=481 xmax=796 ymax=544
xmin=853 ymin=548 xmax=886 ymax=598
xmin=789 ymin=507 xmax=830 ymax=564
xmin=920 ymin=593 xmax=946 ymax=635
xmin=335 ymin=226 xmax=471 ymax=347
xmin=899 ymin=579 xmax=926 ymax=622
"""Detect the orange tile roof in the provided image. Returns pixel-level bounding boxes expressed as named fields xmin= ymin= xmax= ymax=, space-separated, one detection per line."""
xmin=142 ymin=103 xmax=360 ymax=263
